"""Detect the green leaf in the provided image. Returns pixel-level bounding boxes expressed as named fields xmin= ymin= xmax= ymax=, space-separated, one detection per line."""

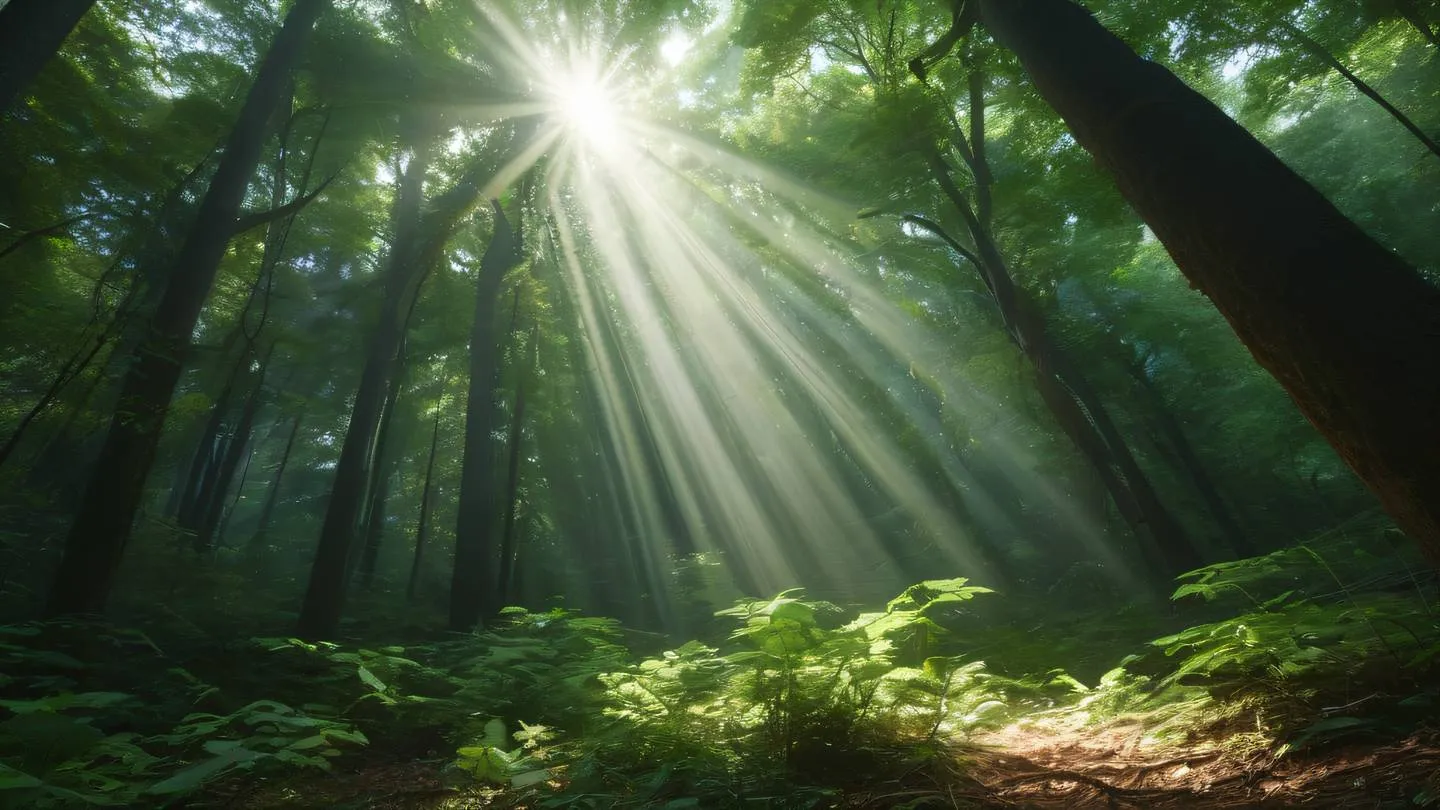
xmin=356 ymin=665 xmax=388 ymax=693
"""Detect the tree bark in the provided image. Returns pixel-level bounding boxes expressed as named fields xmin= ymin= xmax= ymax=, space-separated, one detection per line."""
xmin=356 ymin=355 xmax=409 ymax=591
xmin=406 ymin=407 xmax=443 ymax=602
xmin=44 ymin=0 xmax=330 ymax=617
xmin=978 ymin=0 xmax=1440 ymax=565
xmin=450 ymin=201 xmax=525 ymax=631
xmin=0 ymin=0 xmax=97 ymax=116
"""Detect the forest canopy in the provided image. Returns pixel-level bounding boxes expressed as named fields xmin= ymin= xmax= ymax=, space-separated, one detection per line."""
xmin=1 ymin=0 xmax=1438 ymax=806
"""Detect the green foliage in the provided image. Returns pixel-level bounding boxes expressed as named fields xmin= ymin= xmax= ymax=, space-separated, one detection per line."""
xmin=0 ymin=621 xmax=366 ymax=808
xmin=543 ymin=579 xmax=1009 ymax=806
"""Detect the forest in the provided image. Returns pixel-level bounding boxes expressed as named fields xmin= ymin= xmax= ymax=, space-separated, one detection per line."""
xmin=1 ymin=0 xmax=1439 ymax=806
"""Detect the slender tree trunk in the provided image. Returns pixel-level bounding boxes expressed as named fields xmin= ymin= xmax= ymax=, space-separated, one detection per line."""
xmin=250 ymin=413 xmax=302 ymax=551
xmin=1280 ymin=22 xmax=1440 ymax=162
xmin=196 ymin=345 xmax=272 ymax=551
xmin=920 ymin=150 xmax=1201 ymax=578
xmin=356 ymin=359 xmax=408 ymax=591
xmin=299 ymin=128 xmax=489 ymax=640
xmin=44 ymin=0 xmax=329 ymax=617
xmin=496 ymin=323 xmax=538 ymax=608
xmin=176 ymin=350 xmax=250 ymax=527
xmin=979 ymin=0 xmax=1440 ymax=565
xmin=407 ymin=407 xmax=442 ymax=603
xmin=0 ymin=0 xmax=97 ymax=116
xmin=215 ymin=441 xmax=254 ymax=549
xmin=450 ymin=202 xmax=525 ymax=631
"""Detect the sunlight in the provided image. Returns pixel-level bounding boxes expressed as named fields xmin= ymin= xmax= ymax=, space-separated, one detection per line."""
xmin=548 ymin=63 xmax=625 ymax=151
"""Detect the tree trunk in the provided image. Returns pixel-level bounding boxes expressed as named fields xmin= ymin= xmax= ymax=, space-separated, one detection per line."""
xmin=0 ymin=0 xmax=97 ymax=116
xmin=919 ymin=149 xmax=1201 ymax=578
xmin=249 ymin=413 xmax=302 ymax=552
xmin=44 ymin=0 xmax=329 ymax=618
xmin=450 ymin=202 xmax=525 ymax=630
xmin=496 ymin=322 xmax=538 ymax=609
xmin=406 ymin=407 xmax=443 ymax=603
xmin=979 ymin=0 xmax=1440 ymax=566
xmin=356 ymin=359 xmax=408 ymax=592
xmin=298 ymin=129 xmax=489 ymax=640
xmin=196 ymin=345 xmax=272 ymax=552
xmin=176 ymin=348 xmax=250 ymax=529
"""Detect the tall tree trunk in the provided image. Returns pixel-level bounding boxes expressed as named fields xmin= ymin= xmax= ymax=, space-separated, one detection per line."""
xmin=355 ymin=357 xmax=408 ymax=592
xmin=496 ymin=323 xmax=538 ymax=609
xmin=44 ymin=0 xmax=329 ymax=617
xmin=249 ymin=413 xmax=302 ymax=552
xmin=176 ymin=349 xmax=250 ymax=528
xmin=406 ymin=407 xmax=442 ymax=603
xmin=979 ymin=0 xmax=1440 ymax=566
xmin=214 ymin=440 xmax=254 ymax=549
xmin=196 ymin=344 xmax=272 ymax=551
xmin=0 ymin=0 xmax=97 ymax=116
xmin=298 ymin=128 xmax=489 ymax=640
xmin=450 ymin=201 xmax=525 ymax=631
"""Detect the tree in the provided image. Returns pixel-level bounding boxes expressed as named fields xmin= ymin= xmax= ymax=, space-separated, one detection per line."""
xmin=44 ymin=0 xmax=331 ymax=617
xmin=450 ymin=201 xmax=526 ymax=631
xmin=977 ymin=0 xmax=1440 ymax=564
xmin=0 ymin=0 xmax=98 ymax=115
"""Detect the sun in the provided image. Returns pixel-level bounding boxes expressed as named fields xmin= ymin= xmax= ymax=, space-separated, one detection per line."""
xmin=549 ymin=62 xmax=625 ymax=152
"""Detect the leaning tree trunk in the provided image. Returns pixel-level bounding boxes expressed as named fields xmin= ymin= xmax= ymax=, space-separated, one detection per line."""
xmin=450 ymin=202 xmax=525 ymax=631
xmin=978 ymin=0 xmax=1440 ymax=565
xmin=0 ymin=0 xmax=97 ymax=115
xmin=44 ymin=0 xmax=330 ymax=618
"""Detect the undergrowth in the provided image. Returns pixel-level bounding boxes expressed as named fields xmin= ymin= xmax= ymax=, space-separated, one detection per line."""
xmin=2 ymin=525 xmax=1437 ymax=808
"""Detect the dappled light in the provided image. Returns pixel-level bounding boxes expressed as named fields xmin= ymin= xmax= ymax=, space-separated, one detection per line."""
xmin=1 ymin=0 xmax=1439 ymax=807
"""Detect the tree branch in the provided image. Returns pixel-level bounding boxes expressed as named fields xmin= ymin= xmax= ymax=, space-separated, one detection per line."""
xmin=231 ymin=172 xmax=338 ymax=236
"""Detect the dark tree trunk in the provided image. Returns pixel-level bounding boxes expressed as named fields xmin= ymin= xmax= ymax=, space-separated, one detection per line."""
xmin=979 ymin=0 xmax=1440 ymax=566
xmin=0 ymin=0 xmax=97 ymax=115
xmin=496 ymin=323 xmax=537 ymax=609
xmin=450 ymin=202 xmax=525 ymax=631
xmin=406 ymin=407 xmax=442 ymax=602
xmin=250 ymin=413 xmax=302 ymax=551
xmin=44 ymin=0 xmax=329 ymax=618
xmin=298 ymin=131 xmax=489 ymax=640
xmin=214 ymin=444 xmax=254 ymax=548
xmin=196 ymin=345 xmax=272 ymax=552
xmin=176 ymin=350 xmax=250 ymax=529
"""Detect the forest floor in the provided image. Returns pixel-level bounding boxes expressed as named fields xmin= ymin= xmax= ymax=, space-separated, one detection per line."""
xmin=218 ymin=724 xmax=1440 ymax=809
